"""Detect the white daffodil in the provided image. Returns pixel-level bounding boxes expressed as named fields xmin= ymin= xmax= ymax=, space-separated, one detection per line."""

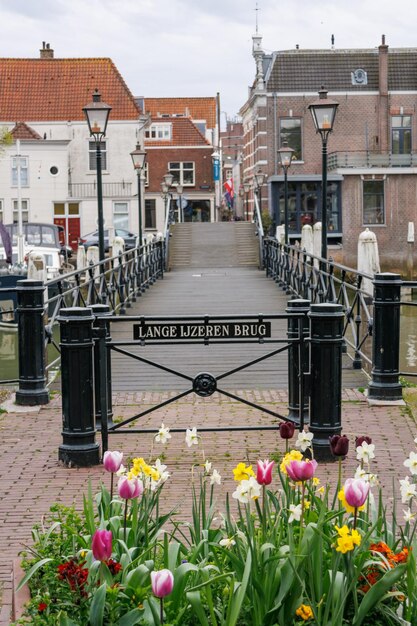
xmin=155 ymin=423 xmax=171 ymax=445
xmin=356 ymin=441 xmax=376 ymax=463
xmin=210 ymin=469 xmax=221 ymax=485
xmin=116 ymin=464 xmax=127 ymax=476
xmin=232 ymin=476 xmax=261 ymax=504
xmin=154 ymin=458 xmax=168 ymax=475
xmin=354 ymin=466 xmax=378 ymax=486
xmin=204 ymin=460 xmax=212 ymax=474
xmin=400 ymin=476 xmax=417 ymax=503
xmin=404 ymin=508 xmax=416 ymax=523
xmin=414 ymin=437 xmax=417 ymax=447
xmin=288 ymin=503 xmax=302 ymax=523
xmin=219 ymin=537 xmax=236 ymax=549
xmin=295 ymin=431 xmax=314 ymax=452
xmin=185 ymin=427 xmax=199 ymax=448
xmin=404 ymin=451 xmax=417 ymax=475
xmin=354 ymin=466 xmax=367 ymax=480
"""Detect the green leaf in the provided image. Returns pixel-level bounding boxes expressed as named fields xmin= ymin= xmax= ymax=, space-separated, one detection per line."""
xmin=352 ymin=563 xmax=407 ymax=626
xmin=116 ymin=608 xmax=144 ymax=626
xmin=16 ymin=557 xmax=53 ymax=591
xmin=58 ymin=613 xmax=80 ymax=626
xmin=89 ymin=582 xmax=107 ymax=626
xmin=227 ymin=548 xmax=251 ymax=626
xmin=187 ymin=590 xmax=210 ymax=626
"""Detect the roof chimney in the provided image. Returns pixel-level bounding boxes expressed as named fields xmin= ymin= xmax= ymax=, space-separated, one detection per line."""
xmin=40 ymin=42 xmax=54 ymax=59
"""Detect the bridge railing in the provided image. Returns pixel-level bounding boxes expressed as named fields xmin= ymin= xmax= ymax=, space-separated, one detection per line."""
xmin=252 ymin=193 xmax=265 ymax=269
xmin=11 ymin=236 xmax=165 ymax=404
xmin=264 ymin=237 xmax=405 ymax=402
xmin=162 ymin=195 xmax=173 ymax=270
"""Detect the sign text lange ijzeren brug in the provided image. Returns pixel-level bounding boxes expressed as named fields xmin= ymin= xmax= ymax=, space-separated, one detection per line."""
xmin=133 ymin=322 xmax=272 ymax=340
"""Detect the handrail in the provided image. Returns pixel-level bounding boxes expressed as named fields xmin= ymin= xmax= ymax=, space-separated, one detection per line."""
xmin=253 ymin=193 xmax=264 ymax=269
xmin=162 ymin=195 xmax=172 ymax=270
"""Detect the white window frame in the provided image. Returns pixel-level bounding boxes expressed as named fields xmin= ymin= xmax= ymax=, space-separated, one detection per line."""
xmin=11 ymin=156 xmax=29 ymax=187
xmin=88 ymin=141 xmax=107 ymax=171
xmin=143 ymin=162 xmax=149 ymax=187
xmin=113 ymin=201 xmax=129 ymax=230
xmin=12 ymin=199 xmax=29 ymax=223
xmin=145 ymin=123 xmax=172 ymax=141
xmin=168 ymin=161 xmax=195 ymax=186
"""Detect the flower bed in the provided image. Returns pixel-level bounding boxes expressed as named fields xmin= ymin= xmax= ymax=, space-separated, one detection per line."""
xmin=12 ymin=425 xmax=417 ymax=625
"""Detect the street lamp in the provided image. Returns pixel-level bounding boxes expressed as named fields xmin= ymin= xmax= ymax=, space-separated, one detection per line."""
xmin=308 ymin=87 xmax=338 ymax=262
xmin=254 ymin=169 xmax=266 ymax=217
xmin=176 ymin=183 xmax=184 ymax=223
xmin=277 ymin=141 xmax=295 ymax=246
xmin=83 ymin=89 xmax=112 ymax=267
xmin=130 ymin=143 xmax=147 ymax=246
xmin=243 ymin=182 xmax=251 ymax=221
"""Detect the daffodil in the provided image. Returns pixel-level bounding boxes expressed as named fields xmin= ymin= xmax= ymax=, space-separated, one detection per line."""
xmin=233 ymin=462 xmax=255 ymax=481
xmin=295 ymin=430 xmax=314 ymax=452
xmin=232 ymin=476 xmax=261 ymax=503
xmin=185 ymin=427 xmax=199 ymax=447
xmin=210 ymin=469 xmax=221 ymax=485
xmin=399 ymin=476 xmax=417 ymax=503
xmin=404 ymin=508 xmax=416 ymax=523
xmin=288 ymin=503 xmax=302 ymax=523
xmin=334 ymin=525 xmax=361 ymax=553
xmin=404 ymin=451 xmax=417 ymax=475
xmin=203 ymin=460 xmax=212 ymax=474
xmin=155 ymin=423 xmax=171 ymax=444
xmin=356 ymin=441 xmax=375 ymax=463
xmin=219 ymin=536 xmax=236 ymax=549
xmin=280 ymin=449 xmax=303 ymax=475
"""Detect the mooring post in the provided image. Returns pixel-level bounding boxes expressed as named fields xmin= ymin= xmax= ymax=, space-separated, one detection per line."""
xmin=368 ymin=272 xmax=403 ymax=402
xmin=286 ymin=299 xmax=310 ymax=427
xmin=309 ymin=303 xmax=344 ymax=461
xmin=58 ymin=307 xmax=100 ymax=467
xmin=15 ymin=279 xmax=49 ymax=406
xmin=91 ymin=304 xmax=113 ymax=432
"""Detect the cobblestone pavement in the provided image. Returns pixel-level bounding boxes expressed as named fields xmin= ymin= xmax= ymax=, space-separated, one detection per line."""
xmin=0 ymin=389 xmax=416 ymax=624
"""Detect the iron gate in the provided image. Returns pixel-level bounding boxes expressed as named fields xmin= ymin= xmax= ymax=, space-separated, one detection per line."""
xmin=95 ymin=312 xmax=309 ymax=454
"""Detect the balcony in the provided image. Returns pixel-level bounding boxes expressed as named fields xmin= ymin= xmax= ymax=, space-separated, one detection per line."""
xmin=328 ymin=151 xmax=417 ymax=171
xmin=69 ymin=182 xmax=133 ymax=198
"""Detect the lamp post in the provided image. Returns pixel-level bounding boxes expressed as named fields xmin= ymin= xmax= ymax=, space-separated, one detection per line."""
xmin=254 ymin=169 xmax=266 ymax=218
xmin=277 ymin=141 xmax=295 ymax=246
xmin=308 ymin=87 xmax=338 ymax=262
xmin=243 ymin=182 xmax=251 ymax=221
xmin=162 ymin=172 xmax=174 ymax=223
xmin=176 ymin=183 xmax=183 ymax=223
xmin=130 ymin=143 xmax=147 ymax=247
xmin=83 ymin=89 xmax=112 ymax=268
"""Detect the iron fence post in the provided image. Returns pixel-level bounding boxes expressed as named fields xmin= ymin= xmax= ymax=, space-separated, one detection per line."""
xmin=91 ymin=304 xmax=113 ymax=432
xmin=58 ymin=307 xmax=100 ymax=467
xmin=368 ymin=272 xmax=403 ymax=401
xmin=309 ymin=303 xmax=344 ymax=461
xmin=15 ymin=279 xmax=49 ymax=406
xmin=287 ymin=299 xmax=310 ymax=428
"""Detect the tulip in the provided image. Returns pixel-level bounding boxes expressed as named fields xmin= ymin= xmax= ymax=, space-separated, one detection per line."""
xmin=329 ymin=435 xmax=349 ymax=457
xmin=256 ymin=459 xmax=275 ymax=485
xmin=117 ymin=475 xmax=144 ymax=500
xmin=92 ymin=529 xmax=112 ymax=562
xmin=286 ymin=459 xmax=318 ymax=482
xmin=151 ymin=569 xmax=174 ymax=598
xmin=103 ymin=450 xmax=123 ymax=473
xmin=280 ymin=421 xmax=295 ymax=439
xmin=355 ymin=435 xmax=372 ymax=448
xmin=343 ymin=478 xmax=369 ymax=509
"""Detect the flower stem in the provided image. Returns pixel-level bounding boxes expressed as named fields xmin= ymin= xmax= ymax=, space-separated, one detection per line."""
xmin=160 ymin=597 xmax=164 ymax=625
xmin=337 ymin=457 xmax=342 ymax=492
xmin=110 ymin=473 xmax=114 ymax=506
xmin=300 ymin=482 xmax=306 ymax=531
xmin=123 ymin=499 xmax=128 ymax=543
xmin=285 ymin=439 xmax=289 ymax=454
xmin=262 ymin=483 xmax=266 ymax=540
xmin=353 ymin=507 xmax=358 ymax=530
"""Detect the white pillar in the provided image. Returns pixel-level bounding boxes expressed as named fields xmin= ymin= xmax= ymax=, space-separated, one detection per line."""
xmin=112 ymin=236 xmax=125 ymax=265
xmin=313 ymin=222 xmax=322 ymax=269
xmin=301 ymin=224 xmax=314 ymax=256
xmin=357 ymin=228 xmax=380 ymax=296
xmin=275 ymin=224 xmax=285 ymax=244
xmin=76 ymin=245 xmax=86 ymax=271
xmin=86 ymin=246 xmax=100 ymax=281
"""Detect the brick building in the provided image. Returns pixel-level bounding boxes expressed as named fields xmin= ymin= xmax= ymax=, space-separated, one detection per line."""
xmin=140 ymin=97 xmax=218 ymax=231
xmin=240 ymin=34 xmax=417 ymax=270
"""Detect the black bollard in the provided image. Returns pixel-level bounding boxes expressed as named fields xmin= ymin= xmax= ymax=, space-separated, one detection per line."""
xmin=91 ymin=304 xmax=113 ymax=431
xmin=309 ymin=303 xmax=344 ymax=461
xmin=368 ymin=273 xmax=403 ymax=401
xmin=58 ymin=307 xmax=100 ymax=467
xmin=15 ymin=280 xmax=49 ymax=406
xmin=286 ymin=299 xmax=310 ymax=428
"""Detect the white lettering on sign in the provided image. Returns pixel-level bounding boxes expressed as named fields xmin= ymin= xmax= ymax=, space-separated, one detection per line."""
xmin=133 ymin=322 xmax=271 ymax=340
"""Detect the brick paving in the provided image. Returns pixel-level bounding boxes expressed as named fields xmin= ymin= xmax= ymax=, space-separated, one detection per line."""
xmin=1 ymin=389 xmax=416 ymax=624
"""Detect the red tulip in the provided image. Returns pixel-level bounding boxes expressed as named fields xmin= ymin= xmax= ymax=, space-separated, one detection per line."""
xmin=355 ymin=436 xmax=372 ymax=448
xmin=256 ymin=459 xmax=275 ymax=485
xmin=103 ymin=450 xmax=123 ymax=473
xmin=329 ymin=435 xmax=349 ymax=457
xmin=280 ymin=421 xmax=295 ymax=439
xmin=117 ymin=475 xmax=143 ymax=500
xmin=343 ymin=478 xmax=369 ymax=508
xmin=151 ymin=569 xmax=174 ymax=598
xmin=286 ymin=459 xmax=318 ymax=482
xmin=92 ymin=529 xmax=112 ymax=561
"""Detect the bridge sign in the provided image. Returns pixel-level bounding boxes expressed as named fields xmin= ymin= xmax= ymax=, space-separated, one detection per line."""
xmin=133 ymin=321 xmax=271 ymax=341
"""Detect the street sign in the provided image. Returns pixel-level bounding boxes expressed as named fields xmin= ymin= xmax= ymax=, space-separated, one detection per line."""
xmin=133 ymin=321 xmax=271 ymax=341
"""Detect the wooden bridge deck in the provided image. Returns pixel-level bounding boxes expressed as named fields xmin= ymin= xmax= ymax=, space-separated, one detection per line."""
xmin=110 ymin=266 xmax=369 ymax=391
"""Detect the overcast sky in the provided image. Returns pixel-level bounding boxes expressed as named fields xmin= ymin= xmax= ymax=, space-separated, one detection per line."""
xmin=0 ymin=0 xmax=416 ymax=121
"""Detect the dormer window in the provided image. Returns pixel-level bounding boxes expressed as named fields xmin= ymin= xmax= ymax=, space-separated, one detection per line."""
xmin=145 ymin=123 xmax=172 ymax=141
xmin=351 ymin=69 xmax=368 ymax=85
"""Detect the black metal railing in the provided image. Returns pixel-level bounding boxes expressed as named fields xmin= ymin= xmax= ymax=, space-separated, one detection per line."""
xmin=252 ymin=193 xmax=264 ymax=269
xmin=328 ymin=150 xmax=417 ymax=170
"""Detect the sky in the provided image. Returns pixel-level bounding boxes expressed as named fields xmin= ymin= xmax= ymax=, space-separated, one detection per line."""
xmin=0 ymin=0 xmax=417 ymax=123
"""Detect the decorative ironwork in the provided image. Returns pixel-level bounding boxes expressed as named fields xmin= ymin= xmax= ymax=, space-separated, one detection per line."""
xmin=193 ymin=372 xmax=217 ymax=397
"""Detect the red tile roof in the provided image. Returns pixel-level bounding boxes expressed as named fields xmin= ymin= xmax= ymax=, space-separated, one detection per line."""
xmin=0 ymin=58 xmax=140 ymax=121
xmin=10 ymin=121 xmax=42 ymax=140
xmin=144 ymin=97 xmax=217 ymax=129
xmin=145 ymin=117 xmax=211 ymax=148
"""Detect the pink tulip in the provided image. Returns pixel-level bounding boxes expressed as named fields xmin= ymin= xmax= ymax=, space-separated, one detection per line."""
xmin=286 ymin=459 xmax=318 ymax=482
xmin=103 ymin=450 xmax=123 ymax=473
xmin=151 ymin=569 xmax=174 ymax=598
xmin=256 ymin=459 xmax=275 ymax=485
xmin=343 ymin=478 xmax=370 ymax=508
xmin=92 ymin=529 xmax=112 ymax=561
xmin=117 ymin=475 xmax=144 ymax=500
